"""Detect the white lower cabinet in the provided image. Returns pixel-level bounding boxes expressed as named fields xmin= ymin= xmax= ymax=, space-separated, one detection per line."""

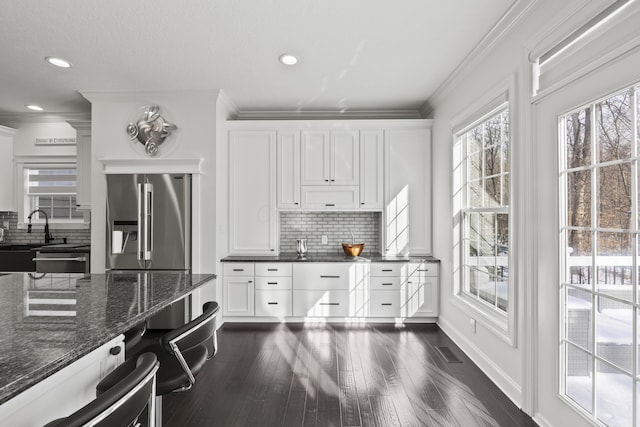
xmin=402 ymin=262 xmax=439 ymax=317
xmin=293 ymin=290 xmax=350 ymax=317
xmin=256 ymin=290 xmax=291 ymax=317
xmin=369 ymin=290 xmax=401 ymax=317
xmin=0 ymin=335 xmax=124 ymax=427
xmin=222 ymin=260 xmax=438 ymax=320
xmin=223 ymin=263 xmax=255 ymax=316
xmin=255 ymin=263 xmax=292 ymax=317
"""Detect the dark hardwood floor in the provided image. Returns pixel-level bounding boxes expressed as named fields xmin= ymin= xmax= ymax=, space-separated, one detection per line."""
xmin=162 ymin=323 xmax=536 ymax=427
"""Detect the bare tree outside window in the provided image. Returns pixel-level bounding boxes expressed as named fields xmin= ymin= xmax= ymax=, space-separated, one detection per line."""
xmin=561 ymin=85 xmax=638 ymax=427
xmin=460 ymin=107 xmax=510 ymax=312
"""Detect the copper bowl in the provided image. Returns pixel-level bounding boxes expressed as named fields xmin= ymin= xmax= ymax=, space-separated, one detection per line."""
xmin=342 ymin=243 xmax=364 ymax=257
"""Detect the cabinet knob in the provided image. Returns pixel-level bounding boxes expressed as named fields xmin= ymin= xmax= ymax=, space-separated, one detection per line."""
xmin=109 ymin=346 xmax=122 ymax=356
xmin=324 ymin=179 xmax=329 ymax=182
xmin=330 ymin=179 xmax=335 ymax=182
xmin=295 ymin=202 xmax=299 ymax=205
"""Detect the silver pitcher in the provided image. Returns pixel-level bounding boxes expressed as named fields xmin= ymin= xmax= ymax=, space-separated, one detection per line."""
xmin=296 ymin=238 xmax=308 ymax=256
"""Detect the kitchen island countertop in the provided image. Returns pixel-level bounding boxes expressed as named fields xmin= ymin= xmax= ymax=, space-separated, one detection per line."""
xmin=0 ymin=271 xmax=215 ymax=405
xmin=221 ymin=252 xmax=439 ymax=263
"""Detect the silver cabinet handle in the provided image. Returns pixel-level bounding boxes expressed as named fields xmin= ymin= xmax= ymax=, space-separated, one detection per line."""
xmin=319 ymin=302 xmax=339 ymax=306
xmin=267 ymin=268 xmax=278 ymax=271
xmin=325 ymin=203 xmax=335 ymax=207
xmin=267 ymin=282 xmax=278 ymax=285
xmin=381 ymin=303 xmax=393 ymax=306
xmin=33 ymin=257 xmax=87 ymax=262
xmin=320 ymin=275 xmax=340 ymax=279
xmin=233 ymin=268 xmax=244 ymax=271
xmin=382 ymin=283 xmax=393 ymax=286
xmin=267 ymin=302 xmax=278 ymax=305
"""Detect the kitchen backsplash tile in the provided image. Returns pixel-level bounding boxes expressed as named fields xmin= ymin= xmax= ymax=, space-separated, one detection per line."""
xmin=280 ymin=211 xmax=380 ymax=254
xmin=0 ymin=211 xmax=90 ymax=245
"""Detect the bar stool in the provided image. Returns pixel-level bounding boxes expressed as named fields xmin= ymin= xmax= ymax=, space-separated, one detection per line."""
xmin=98 ymin=301 xmax=220 ymax=426
xmin=44 ymin=352 xmax=159 ymax=427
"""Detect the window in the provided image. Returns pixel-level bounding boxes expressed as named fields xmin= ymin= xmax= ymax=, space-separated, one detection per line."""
xmin=452 ymin=87 xmax=514 ymax=342
xmin=458 ymin=107 xmax=510 ymax=311
xmin=560 ymin=83 xmax=639 ymax=427
xmin=16 ymin=161 xmax=86 ymax=228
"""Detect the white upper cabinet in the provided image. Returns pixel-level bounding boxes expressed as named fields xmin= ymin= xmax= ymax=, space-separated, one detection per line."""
xmin=301 ymin=130 xmax=359 ymax=186
xmin=330 ymin=131 xmax=359 ymax=185
xmin=0 ymin=126 xmax=16 ymax=211
xmin=276 ymin=130 xmax=301 ymax=209
xmin=229 ymin=130 xmax=277 ymax=255
xmin=67 ymin=121 xmax=91 ymax=211
xmin=359 ymin=130 xmax=383 ymax=210
xmin=300 ymin=130 xmax=329 ymax=185
xmin=385 ymin=127 xmax=432 ymax=255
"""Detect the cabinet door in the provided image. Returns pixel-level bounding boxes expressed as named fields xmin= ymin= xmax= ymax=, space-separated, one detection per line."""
xmin=68 ymin=121 xmax=91 ymax=211
xmin=229 ymin=131 xmax=277 ymax=255
xmin=331 ymin=131 xmax=359 ymax=185
xmin=223 ymin=276 xmax=255 ymax=316
xmin=277 ymin=131 xmax=300 ymax=209
xmin=359 ymin=130 xmax=383 ymax=209
xmin=385 ymin=128 xmax=432 ymax=255
xmin=403 ymin=263 xmax=439 ymax=317
xmin=0 ymin=126 xmax=16 ymax=211
xmin=301 ymin=130 xmax=330 ymax=185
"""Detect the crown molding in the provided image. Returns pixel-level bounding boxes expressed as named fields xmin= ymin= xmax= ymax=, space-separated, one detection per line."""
xmin=428 ymin=0 xmax=539 ymax=106
xmin=79 ymin=89 xmax=222 ymax=103
xmin=0 ymin=112 xmax=90 ymax=128
xmin=234 ymin=108 xmax=423 ymax=121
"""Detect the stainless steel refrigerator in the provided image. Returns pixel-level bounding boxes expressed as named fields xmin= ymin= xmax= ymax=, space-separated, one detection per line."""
xmin=106 ymin=173 xmax=191 ymax=271
xmin=106 ymin=173 xmax=191 ymax=328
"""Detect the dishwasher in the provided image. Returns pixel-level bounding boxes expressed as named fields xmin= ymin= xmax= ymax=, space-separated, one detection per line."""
xmin=34 ymin=244 xmax=91 ymax=274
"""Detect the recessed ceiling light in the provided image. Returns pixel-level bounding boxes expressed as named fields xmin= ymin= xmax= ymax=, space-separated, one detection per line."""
xmin=25 ymin=104 xmax=44 ymax=111
xmin=279 ymin=54 xmax=299 ymax=65
xmin=45 ymin=56 xmax=72 ymax=68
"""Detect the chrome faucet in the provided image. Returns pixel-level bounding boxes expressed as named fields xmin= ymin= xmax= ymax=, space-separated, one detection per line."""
xmin=27 ymin=209 xmax=53 ymax=244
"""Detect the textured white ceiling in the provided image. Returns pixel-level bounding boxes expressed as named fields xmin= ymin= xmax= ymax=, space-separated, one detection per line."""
xmin=0 ymin=0 xmax=515 ymax=118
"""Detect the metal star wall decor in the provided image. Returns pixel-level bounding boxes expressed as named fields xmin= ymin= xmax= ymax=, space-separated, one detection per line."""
xmin=126 ymin=105 xmax=177 ymax=156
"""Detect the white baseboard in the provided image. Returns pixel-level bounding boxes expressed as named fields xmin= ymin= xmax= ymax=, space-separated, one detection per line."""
xmin=437 ymin=316 xmax=523 ymax=408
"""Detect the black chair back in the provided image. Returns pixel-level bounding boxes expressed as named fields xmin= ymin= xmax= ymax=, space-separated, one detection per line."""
xmin=161 ymin=301 xmax=219 ymax=358
xmin=45 ymin=352 xmax=158 ymax=427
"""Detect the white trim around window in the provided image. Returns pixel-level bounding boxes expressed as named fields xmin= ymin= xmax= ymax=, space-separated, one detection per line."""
xmin=451 ymin=75 xmax=517 ymax=345
xmin=14 ymin=155 xmax=89 ymax=230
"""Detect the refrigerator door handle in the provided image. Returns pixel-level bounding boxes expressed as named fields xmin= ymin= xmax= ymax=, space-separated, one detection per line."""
xmin=137 ymin=183 xmax=143 ymax=260
xmin=142 ymin=182 xmax=153 ymax=261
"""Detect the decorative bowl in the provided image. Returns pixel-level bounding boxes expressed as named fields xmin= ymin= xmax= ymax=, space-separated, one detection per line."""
xmin=342 ymin=243 xmax=364 ymax=257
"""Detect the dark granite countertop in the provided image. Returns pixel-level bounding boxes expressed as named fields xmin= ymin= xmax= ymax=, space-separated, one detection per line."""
xmin=221 ymin=252 xmax=440 ymax=263
xmin=0 ymin=271 xmax=215 ymax=405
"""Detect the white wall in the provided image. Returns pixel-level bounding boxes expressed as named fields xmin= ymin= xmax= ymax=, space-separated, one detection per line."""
xmin=12 ymin=122 xmax=76 ymax=157
xmin=83 ymin=90 xmax=222 ymax=300
xmin=429 ymin=0 xmax=640 ymax=426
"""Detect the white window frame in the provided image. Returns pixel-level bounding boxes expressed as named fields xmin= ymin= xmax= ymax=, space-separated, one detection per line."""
xmin=452 ymin=78 xmax=517 ymax=345
xmin=558 ymin=82 xmax=639 ymax=426
xmin=15 ymin=156 xmax=89 ymax=230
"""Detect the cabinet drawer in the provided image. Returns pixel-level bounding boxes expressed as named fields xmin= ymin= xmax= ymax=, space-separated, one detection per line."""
xmin=370 ymin=276 xmax=401 ymax=290
xmin=293 ymin=263 xmax=353 ymax=290
xmin=255 ymin=277 xmax=292 ymax=290
xmin=370 ymin=263 xmax=403 ymax=277
xmin=293 ymin=290 xmax=350 ymax=317
xmin=369 ymin=291 xmax=401 ymax=317
xmin=255 ymin=290 xmax=292 ymax=317
xmin=300 ymin=186 xmax=359 ymax=209
xmin=255 ymin=263 xmax=292 ymax=277
xmin=223 ymin=263 xmax=255 ymax=276
xmin=418 ymin=263 xmax=439 ymax=277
